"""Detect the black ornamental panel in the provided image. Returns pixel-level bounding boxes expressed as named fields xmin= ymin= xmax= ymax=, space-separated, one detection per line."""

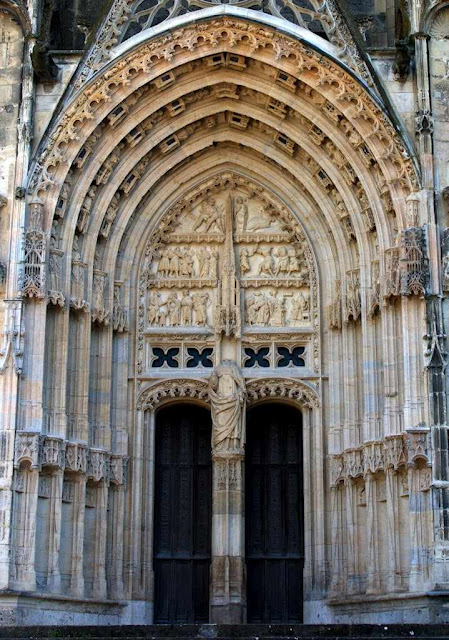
xmin=154 ymin=404 xmax=212 ymax=623
xmin=245 ymin=403 xmax=304 ymax=623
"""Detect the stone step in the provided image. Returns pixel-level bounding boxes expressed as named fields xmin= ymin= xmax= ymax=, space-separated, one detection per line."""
xmin=1 ymin=627 xmax=449 ymax=640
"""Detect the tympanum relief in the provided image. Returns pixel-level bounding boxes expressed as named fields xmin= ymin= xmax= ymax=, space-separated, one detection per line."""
xmin=139 ymin=175 xmax=318 ymax=373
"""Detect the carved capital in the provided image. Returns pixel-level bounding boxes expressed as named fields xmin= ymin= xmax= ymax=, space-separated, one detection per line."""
xmin=14 ymin=432 xmax=41 ymax=469
xmin=65 ymin=442 xmax=88 ymax=473
xmin=87 ymin=449 xmax=110 ymax=482
xmin=41 ymin=436 xmax=66 ymax=469
xmin=405 ymin=429 xmax=430 ymax=466
xmin=363 ymin=441 xmax=384 ymax=475
xmin=384 ymin=434 xmax=406 ymax=470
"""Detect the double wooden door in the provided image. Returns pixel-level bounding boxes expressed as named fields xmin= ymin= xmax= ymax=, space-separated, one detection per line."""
xmin=245 ymin=404 xmax=304 ymax=623
xmin=153 ymin=404 xmax=212 ymax=623
xmin=153 ymin=402 xmax=303 ymax=623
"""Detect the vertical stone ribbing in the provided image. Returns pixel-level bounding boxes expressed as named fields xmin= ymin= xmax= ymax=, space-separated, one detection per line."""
xmin=69 ymin=474 xmax=86 ymax=597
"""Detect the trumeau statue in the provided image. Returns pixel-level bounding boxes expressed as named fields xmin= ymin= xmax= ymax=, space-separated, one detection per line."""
xmin=208 ymin=361 xmax=246 ymax=453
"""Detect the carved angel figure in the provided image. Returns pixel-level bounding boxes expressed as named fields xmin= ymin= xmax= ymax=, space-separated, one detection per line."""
xmin=208 ymin=360 xmax=246 ymax=452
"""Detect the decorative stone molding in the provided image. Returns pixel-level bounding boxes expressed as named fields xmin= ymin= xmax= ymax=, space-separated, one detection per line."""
xmin=41 ymin=437 xmax=66 ymax=469
xmin=136 ymin=379 xmax=210 ymax=410
xmin=14 ymin=432 xmax=41 ymax=469
xmin=48 ymin=249 xmax=65 ymax=307
xmin=246 ymin=377 xmax=319 ymax=409
xmin=415 ymin=110 xmax=434 ymax=136
xmin=441 ymin=228 xmax=449 ymax=293
xmin=328 ymin=281 xmax=342 ymax=330
xmin=65 ymin=442 xmax=88 ymax=473
xmin=344 ymin=269 xmax=361 ymax=323
xmin=0 ymin=299 xmax=23 ymax=375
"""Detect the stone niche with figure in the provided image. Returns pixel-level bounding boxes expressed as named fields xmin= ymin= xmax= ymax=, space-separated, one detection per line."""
xmin=139 ymin=174 xmax=317 ymax=372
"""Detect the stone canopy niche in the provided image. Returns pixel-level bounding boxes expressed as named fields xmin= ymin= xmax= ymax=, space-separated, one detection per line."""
xmin=138 ymin=173 xmax=318 ymax=374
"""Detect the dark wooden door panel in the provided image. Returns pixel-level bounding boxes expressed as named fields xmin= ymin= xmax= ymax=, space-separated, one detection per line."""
xmin=246 ymin=404 xmax=304 ymax=623
xmin=154 ymin=404 xmax=212 ymax=623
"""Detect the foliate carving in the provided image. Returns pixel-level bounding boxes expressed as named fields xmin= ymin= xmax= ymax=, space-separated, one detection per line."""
xmin=384 ymin=435 xmax=406 ymax=470
xmin=87 ymin=449 xmax=110 ymax=482
xmin=363 ymin=441 xmax=384 ymax=475
xmin=22 ymin=199 xmax=46 ymax=299
xmin=400 ymin=228 xmax=426 ymax=296
xmin=92 ymin=270 xmax=110 ymax=325
xmin=14 ymin=432 xmax=41 ymax=469
xmin=405 ymin=429 xmax=430 ymax=466
xmin=246 ymin=378 xmax=319 ymax=409
xmin=65 ymin=442 xmax=88 ymax=473
xmin=41 ymin=437 xmax=66 ymax=469
xmin=209 ymin=361 xmax=246 ymax=453
xmin=137 ymin=379 xmax=210 ymax=410
xmin=344 ymin=269 xmax=361 ymax=323
xmin=112 ymin=282 xmax=129 ymax=332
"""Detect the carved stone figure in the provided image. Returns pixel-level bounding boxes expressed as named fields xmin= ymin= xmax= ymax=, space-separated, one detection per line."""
xmin=208 ymin=361 xmax=246 ymax=452
xmin=180 ymin=292 xmax=193 ymax=325
xmin=193 ymin=198 xmax=224 ymax=233
xmin=167 ymin=292 xmax=181 ymax=325
xmin=291 ymin=291 xmax=310 ymax=323
xmin=271 ymin=292 xmax=286 ymax=326
xmin=158 ymin=249 xmax=170 ymax=277
xmin=257 ymin=248 xmax=275 ymax=277
xmin=234 ymin=196 xmax=248 ymax=232
xmin=192 ymin=292 xmax=209 ymax=326
xmin=148 ymin=292 xmax=162 ymax=325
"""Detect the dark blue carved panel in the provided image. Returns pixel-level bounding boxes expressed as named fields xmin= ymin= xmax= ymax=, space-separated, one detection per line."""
xmin=277 ymin=346 xmax=305 ymax=367
xmin=244 ymin=347 xmax=270 ymax=368
xmin=152 ymin=347 xmax=180 ymax=368
xmin=186 ymin=347 xmax=214 ymax=368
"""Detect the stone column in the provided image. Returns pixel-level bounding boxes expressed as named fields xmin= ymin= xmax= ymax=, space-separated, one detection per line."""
xmin=46 ymin=468 xmax=64 ymax=593
xmin=108 ymin=483 xmax=125 ymax=599
xmin=69 ymin=473 xmax=86 ymax=597
xmin=10 ymin=466 xmax=39 ymax=591
xmin=329 ymin=455 xmax=344 ymax=596
xmin=92 ymin=479 xmax=108 ymax=598
xmin=384 ymin=435 xmax=406 ymax=592
xmin=209 ymin=361 xmax=246 ymax=623
xmin=364 ymin=471 xmax=380 ymax=594
xmin=211 ymin=453 xmax=245 ymax=622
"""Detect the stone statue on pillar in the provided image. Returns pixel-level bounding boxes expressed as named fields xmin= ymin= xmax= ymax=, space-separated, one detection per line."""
xmin=208 ymin=360 xmax=246 ymax=453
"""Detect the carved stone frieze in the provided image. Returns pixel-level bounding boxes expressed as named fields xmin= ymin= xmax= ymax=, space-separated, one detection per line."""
xmin=384 ymin=434 xmax=406 ymax=470
xmin=246 ymin=378 xmax=319 ymax=409
xmin=136 ymin=379 xmax=210 ymax=410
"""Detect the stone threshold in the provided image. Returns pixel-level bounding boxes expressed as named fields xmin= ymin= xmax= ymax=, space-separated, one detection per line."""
xmin=0 ymin=589 xmax=126 ymax=606
xmin=327 ymin=590 xmax=449 ymax=606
